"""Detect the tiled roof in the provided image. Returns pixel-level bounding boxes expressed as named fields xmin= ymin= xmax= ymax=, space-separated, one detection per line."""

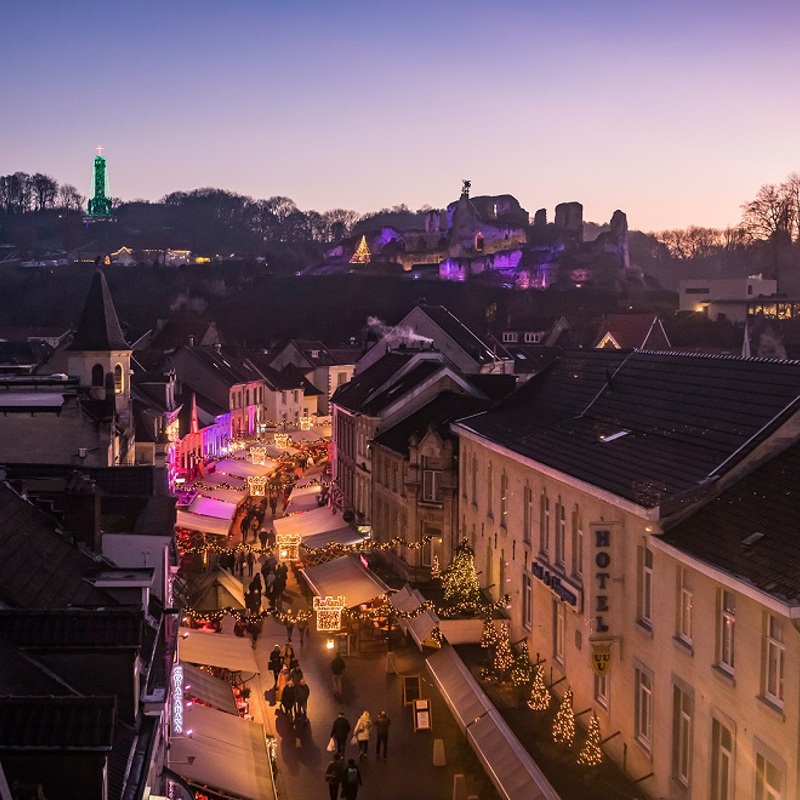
xmin=331 ymin=352 xmax=415 ymax=412
xmin=660 ymin=442 xmax=800 ymax=604
xmin=327 ymin=347 xmax=361 ymax=365
xmin=361 ymin=360 xmax=444 ymax=415
xmin=0 ymin=696 xmax=116 ymax=750
xmin=66 ymin=271 xmax=129 ymax=352
xmin=373 ymin=391 xmax=490 ymax=456
xmin=457 ymin=350 xmax=800 ymax=509
xmin=150 ymin=320 xmax=218 ymax=352
xmin=0 ymin=483 xmax=115 ymax=609
xmin=593 ymin=314 xmax=671 ymax=350
xmin=0 ymin=636 xmax=75 ymax=696
xmin=0 ymin=608 xmax=143 ymax=650
xmin=417 ymin=305 xmax=511 ymax=365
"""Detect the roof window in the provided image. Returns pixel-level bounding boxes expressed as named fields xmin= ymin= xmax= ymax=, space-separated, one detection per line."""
xmin=599 ymin=430 xmax=629 ymax=443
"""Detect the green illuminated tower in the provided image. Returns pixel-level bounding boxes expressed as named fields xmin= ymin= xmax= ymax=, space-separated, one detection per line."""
xmin=86 ymin=146 xmax=113 ymax=218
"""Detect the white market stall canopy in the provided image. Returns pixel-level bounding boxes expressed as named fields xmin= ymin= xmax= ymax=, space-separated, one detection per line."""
xmin=390 ymin=584 xmax=440 ymax=649
xmin=181 ymin=662 xmax=238 ymax=715
xmin=274 ymin=505 xmax=351 ymax=539
xmin=176 ymin=510 xmax=232 ymax=537
xmin=214 ymin=457 xmax=276 ymax=479
xmin=301 ymin=554 xmax=389 ymax=608
xmin=285 ymin=483 xmax=322 ymax=513
xmin=178 ymin=628 xmax=259 ymax=673
xmin=169 ymin=703 xmax=275 ymax=800
xmin=189 ymin=494 xmax=237 ymax=520
xmin=198 ymin=472 xmax=247 ymax=503
xmin=301 ymin=528 xmax=365 ymax=550
xmin=426 ymin=646 xmax=561 ymax=800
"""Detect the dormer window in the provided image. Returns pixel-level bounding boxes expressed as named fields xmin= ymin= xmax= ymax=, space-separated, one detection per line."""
xmin=502 ymin=332 xmax=519 ymax=343
xmin=310 ymin=350 xmax=320 ymax=359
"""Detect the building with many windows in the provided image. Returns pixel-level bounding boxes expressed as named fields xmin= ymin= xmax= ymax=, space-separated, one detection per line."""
xmin=453 ymin=348 xmax=800 ymax=800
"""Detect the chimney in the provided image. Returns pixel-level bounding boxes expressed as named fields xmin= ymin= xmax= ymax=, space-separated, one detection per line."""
xmin=188 ymin=335 xmax=194 ymax=347
xmin=214 ymin=343 xmax=222 ymax=354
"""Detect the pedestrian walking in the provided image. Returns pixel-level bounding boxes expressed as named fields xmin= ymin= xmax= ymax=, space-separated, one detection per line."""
xmin=280 ymin=681 xmax=296 ymax=719
xmin=374 ymin=710 xmax=390 ymax=759
xmin=268 ymin=645 xmax=282 ymax=686
xmin=276 ymin=665 xmax=290 ymax=702
xmin=330 ymin=652 xmax=345 ymax=699
xmin=280 ymin=641 xmax=296 ymax=669
xmin=236 ymin=550 xmax=245 ymax=575
xmin=239 ymin=513 xmax=249 ymax=543
xmin=294 ymin=678 xmax=310 ymax=718
xmin=323 ymin=753 xmax=344 ymax=800
xmin=285 ymin=618 xmax=295 ymax=642
xmin=353 ymin=711 xmax=371 ymax=758
xmin=258 ymin=528 xmax=268 ymax=550
xmin=341 ymin=758 xmax=362 ymax=799
xmin=297 ymin=616 xmax=308 ymax=646
xmin=330 ymin=711 xmax=350 ymax=756
xmin=246 ymin=550 xmax=255 ymax=577
xmin=248 ymin=617 xmax=262 ymax=650
xmin=269 ymin=495 xmax=278 ymax=516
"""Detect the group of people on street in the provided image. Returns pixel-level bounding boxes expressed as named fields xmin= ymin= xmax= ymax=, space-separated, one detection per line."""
xmin=325 ymin=710 xmax=391 ymax=798
xmin=268 ymin=641 xmax=310 ymax=721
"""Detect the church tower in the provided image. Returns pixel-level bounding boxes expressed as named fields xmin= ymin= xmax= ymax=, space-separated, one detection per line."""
xmin=66 ymin=270 xmax=132 ymax=422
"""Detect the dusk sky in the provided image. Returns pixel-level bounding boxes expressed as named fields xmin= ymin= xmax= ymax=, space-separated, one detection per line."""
xmin=4 ymin=0 xmax=800 ymax=231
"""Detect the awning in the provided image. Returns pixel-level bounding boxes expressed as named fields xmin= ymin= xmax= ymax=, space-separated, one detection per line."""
xmin=215 ymin=457 xmax=276 ymax=478
xmin=178 ymin=628 xmax=259 ymax=673
xmin=390 ymin=584 xmax=440 ymax=649
xmin=182 ymin=662 xmax=238 ymax=714
xmin=427 ymin=646 xmax=561 ymax=800
xmin=285 ymin=483 xmax=322 ymax=513
xmin=197 ymin=472 xmax=247 ymax=503
xmin=188 ymin=494 xmax=238 ymax=520
xmin=274 ymin=505 xmax=351 ymax=539
xmin=191 ymin=567 xmax=245 ymax=611
xmin=175 ymin=509 xmax=232 ymax=537
xmin=301 ymin=554 xmax=390 ymax=607
xmin=169 ymin=703 xmax=275 ymax=800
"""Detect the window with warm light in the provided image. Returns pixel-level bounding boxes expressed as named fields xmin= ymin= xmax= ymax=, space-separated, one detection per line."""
xmin=718 ymin=590 xmax=736 ymax=674
xmin=764 ymin=615 xmax=785 ymax=706
xmin=635 ymin=664 xmax=653 ymax=751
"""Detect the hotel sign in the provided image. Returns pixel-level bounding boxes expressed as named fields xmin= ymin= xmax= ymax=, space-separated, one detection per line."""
xmin=172 ymin=663 xmax=184 ymax=734
xmin=593 ymin=528 xmax=612 ymax=634
xmin=531 ymin=560 xmax=583 ymax=611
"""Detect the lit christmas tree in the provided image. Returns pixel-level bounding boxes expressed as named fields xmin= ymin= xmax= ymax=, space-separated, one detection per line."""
xmin=527 ymin=665 xmax=551 ymax=711
xmin=480 ymin=616 xmax=499 ymax=650
xmin=431 ymin=554 xmax=441 ymax=579
xmin=577 ymin=712 xmax=603 ymax=766
xmin=492 ymin=622 xmax=515 ymax=681
xmin=552 ymin=688 xmax=575 ymax=746
xmin=442 ymin=540 xmax=483 ymax=609
xmin=349 ymin=235 xmax=371 ymax=264
xmin=510 ymin=640 xmax=533 ymax=687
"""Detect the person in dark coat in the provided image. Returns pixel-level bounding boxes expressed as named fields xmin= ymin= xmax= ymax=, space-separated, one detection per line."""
xmin=280 ymin=641 xmax=296 ymax=669
xmin=297 ymin=617 xmax=308 ymax=646
xmin=330 ymin=711 xmax=350 ymax=756
xmin=323 ymin=753 xmax=344 ymax=800
xmin=294 ymin=678 xmax=310 ymax=718
xmin=341 ymin=758 xmax=362 ymax=799
xmin=280 ymin=681 xmax=296 ymax=719
xmin=268 ymin=645 xmax=283 ymax=686
xmin=374 ymin=710 xmax=391 ymax=759
xmin=285 ymin=618 xmax=295 ymax=642
xmin=246 ymin=550 xmax=255 ymax=577
xmin=331 ymin=652 xmax=345 ymax=699
xmin=258 ymin=528 xmax=268 ymax=549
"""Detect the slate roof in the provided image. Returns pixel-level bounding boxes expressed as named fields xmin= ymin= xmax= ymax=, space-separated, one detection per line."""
xmin=593 ymin=314 xmax=671 ymax=350
xmin=373 ymin=391 xmax=491 ymax=456
xmin=149 ymin=320 xmax=219 ymax=352
xmin=360 ymin=360 xmax=445 ymax=415
xmin=331 ymin=351 xmax=415 ymax=412
xmin=417 ymin=304 xmax=511 ymax=365
xmin=660 ymin=442 xmax=800 ymax=605
xmin=0 ymin=696 xmax=116 ymax=750
xmin=66 ymin=271 xmax=129 ymax=352
xmin=0 ymin=635 xmax=75 ymax=696
xmin=0 ymin=483 xmax=115 ymax=609
xmin=456 ymin=350 xmax=800 ymax=510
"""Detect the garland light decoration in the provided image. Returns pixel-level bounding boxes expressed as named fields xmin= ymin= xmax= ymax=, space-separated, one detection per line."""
xmin=313 ymin=595 xmax=347 ymax=631
xmin=577 ymin=712 xmax=603 ymax=766
xmin=527 ymin=665 xmax=551 ymax=711
xmin=552 ymin=688 xmax=576 ymax=746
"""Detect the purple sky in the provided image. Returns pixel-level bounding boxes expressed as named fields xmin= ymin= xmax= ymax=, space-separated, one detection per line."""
xmin=4 ymin=0 xmax=800 ymax=231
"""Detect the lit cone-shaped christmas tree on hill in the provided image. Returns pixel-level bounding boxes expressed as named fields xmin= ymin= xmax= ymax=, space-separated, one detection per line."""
xmin=441 ymin=540 xmax=483 ymax=610
xmin=552 ymin=688 xmax=575 ymax=746
xmin=577 ymin=712 xmax=603 ymax=766
xmin=349 ymin=235 xmax=371 ymax=264
xmin=527 ymin=665 xmax=551 ymax=711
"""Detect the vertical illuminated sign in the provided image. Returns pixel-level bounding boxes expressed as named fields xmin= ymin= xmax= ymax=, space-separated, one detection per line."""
xmin=172 ymin=664 xmax=184 ymax=734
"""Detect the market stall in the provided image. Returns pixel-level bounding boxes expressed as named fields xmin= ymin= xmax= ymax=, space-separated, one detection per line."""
xmin=178 ymin=628 xmax=259 ymax=674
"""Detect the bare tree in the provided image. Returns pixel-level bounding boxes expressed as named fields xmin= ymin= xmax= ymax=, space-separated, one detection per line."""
xmin=57 ymin=184 xmax=85 ymax=211
xmin=30 ymin=173 xmax=58 ymax=210
xmin=740 ymin=182 xmax=795 ymax=244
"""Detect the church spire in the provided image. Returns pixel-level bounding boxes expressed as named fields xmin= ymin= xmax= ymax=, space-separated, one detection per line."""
xmin=66 ymin=271 xmax=129 ymax=351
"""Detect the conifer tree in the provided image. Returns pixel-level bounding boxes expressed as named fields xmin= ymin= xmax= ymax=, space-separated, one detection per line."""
xmin=349 ymin=235 xmax=371 ymax=263
xmin=441 ymin=540 xmax=483 ymax=609
xmin=527 ymin=665 xmax=551 ymax=711
xmin=510 ymin=640 xmax=533 ymax=687
xmin=577 ymin=712 xmax=603 ymax=766
xmin=552 ymin=688 xmax=575 ymax=745
xmin=492 ymin=622 xmax=514 ymax=681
